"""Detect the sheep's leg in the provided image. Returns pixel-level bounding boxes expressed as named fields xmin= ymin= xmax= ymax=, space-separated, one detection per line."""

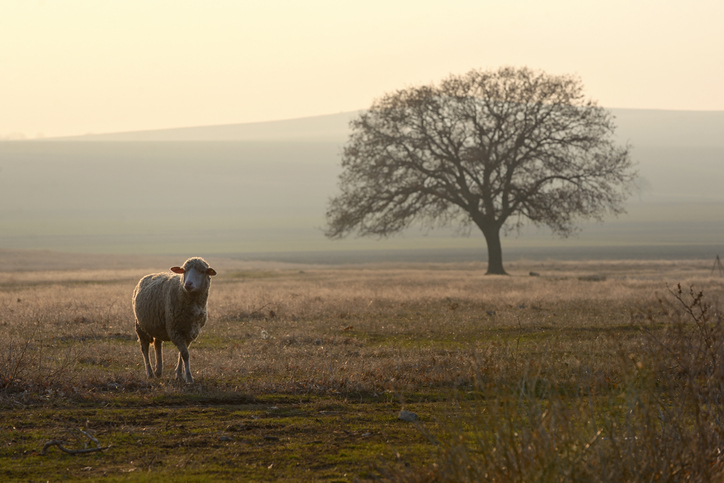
xmin=172 ymin=339 xmax=193 ymax=383
xmin=136 ymin=327 xmax=154 ymax=379
xmin=153 ymin=339 xmax=164 ymax=377
xmin=140 ymin=341 xmax=154 ymax=378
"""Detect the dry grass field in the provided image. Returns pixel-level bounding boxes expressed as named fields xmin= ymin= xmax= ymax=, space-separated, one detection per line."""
xmin=1 ymin=251 xmax=723 ymax=481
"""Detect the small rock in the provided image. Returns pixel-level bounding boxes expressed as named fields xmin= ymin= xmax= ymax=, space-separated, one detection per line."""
xmin=398 ymin=410 xmax=418 ymax=422
xmin=486 ymin=310 xmax=496 ymax=316
xmin=220 ymin=436 xmax=233 ymax=442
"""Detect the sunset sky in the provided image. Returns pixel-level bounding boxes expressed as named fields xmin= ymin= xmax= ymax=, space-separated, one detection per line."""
xmin=1 ymin=0 xmax=722 ymax=138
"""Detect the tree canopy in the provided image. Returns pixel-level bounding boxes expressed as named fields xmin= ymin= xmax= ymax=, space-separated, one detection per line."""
xmin=325 ymin=67 xmax=636 ymax=274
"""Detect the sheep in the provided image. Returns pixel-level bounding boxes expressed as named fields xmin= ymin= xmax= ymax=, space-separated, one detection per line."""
xmin=132 ymin=257 xmax=217 ymax=383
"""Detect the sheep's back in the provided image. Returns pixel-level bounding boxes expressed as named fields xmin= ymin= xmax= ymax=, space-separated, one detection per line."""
xmin=133 ymin=273 xmax=180 ymax=339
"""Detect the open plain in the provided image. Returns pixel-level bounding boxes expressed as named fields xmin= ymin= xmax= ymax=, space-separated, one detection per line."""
xmin=1 ymin=251 xmax=723 ymax=481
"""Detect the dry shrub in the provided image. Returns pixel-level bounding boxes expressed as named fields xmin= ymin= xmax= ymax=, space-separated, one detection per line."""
xmin=389 ymin=284 xmax=724 ymax=482
xmin=0 ymin=279 xmax=139 ymax=396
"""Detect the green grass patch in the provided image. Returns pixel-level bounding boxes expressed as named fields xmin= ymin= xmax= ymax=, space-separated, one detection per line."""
xmin=0 ymin=392 xmax=439 ymax=482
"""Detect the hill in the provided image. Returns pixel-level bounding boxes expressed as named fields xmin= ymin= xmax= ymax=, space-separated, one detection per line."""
xmin=52 ymin=108 xmax=724 ymax=148
xmin=56 ymin=111 xmax=361 ymax=143
xmin=2 ymin=108 xmax=722 ymax=261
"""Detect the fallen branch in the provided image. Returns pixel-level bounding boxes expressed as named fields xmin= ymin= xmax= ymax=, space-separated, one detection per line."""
xmin=40 ymin=428 xmax=111 ymax=456
xmin=40 ymin=440 xmax=111 ymax=455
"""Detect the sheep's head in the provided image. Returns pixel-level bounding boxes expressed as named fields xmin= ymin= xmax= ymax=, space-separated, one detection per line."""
xmin=171 ymin=257 xmax=217 ymax=293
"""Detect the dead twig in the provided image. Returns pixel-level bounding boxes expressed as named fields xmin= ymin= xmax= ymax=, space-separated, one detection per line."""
xmin=40 ymin=440 xmax=111 ymax=455
xmin=40 ymin=428 xmax=111 ymax=456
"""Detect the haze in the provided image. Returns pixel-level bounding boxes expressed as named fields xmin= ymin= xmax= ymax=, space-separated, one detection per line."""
xmin=2 ymin=0 xmax=723 ymax=138
xmin=1 ymin=109 xmax=723 ymax=262
xmin=1 ymin=1 xmax=723 ymax=263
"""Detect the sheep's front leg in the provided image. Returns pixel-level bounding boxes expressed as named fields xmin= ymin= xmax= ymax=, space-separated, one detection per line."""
xmin=175 ymin=351 xmax=193 ymax=383
xmin=172 ymin=339 xmax=193 ymax=383
xmin=153 ymin=339 xmax=164 ymax=377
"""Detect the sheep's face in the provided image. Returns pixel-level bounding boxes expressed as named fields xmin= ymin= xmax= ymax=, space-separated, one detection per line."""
xmin=170 ymin=258 xmax=217 ymax=294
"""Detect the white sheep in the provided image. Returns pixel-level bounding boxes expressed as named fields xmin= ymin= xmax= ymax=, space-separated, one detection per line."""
xmin=132 ymin=257 xmax=217 ymax=383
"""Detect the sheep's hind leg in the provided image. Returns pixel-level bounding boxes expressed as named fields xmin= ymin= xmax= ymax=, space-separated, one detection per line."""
xmin=136 ymin=329 xmax=154 ymax=379
xmin=153 ymin=339 xmax=164 ymax=377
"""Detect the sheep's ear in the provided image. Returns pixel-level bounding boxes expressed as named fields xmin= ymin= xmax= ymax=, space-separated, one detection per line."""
xmin=206 ymin=268 xmax=217 ymax=276
xmin=170 ymin=267 xmax=185 ymax=274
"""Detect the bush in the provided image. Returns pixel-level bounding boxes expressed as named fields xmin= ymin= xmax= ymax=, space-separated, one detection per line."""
xmin=389 ymin=284 xmax=724 ymax=482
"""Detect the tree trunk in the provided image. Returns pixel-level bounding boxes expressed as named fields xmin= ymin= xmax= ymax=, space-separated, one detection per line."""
xmin=481 ymin=225 xmax=507 ymax=275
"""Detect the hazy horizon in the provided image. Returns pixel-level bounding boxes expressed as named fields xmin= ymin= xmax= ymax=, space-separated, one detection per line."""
xmin=2 ymin=2 xmax=723 ymax=263
xmin=19 ymin=107 xmax=724 ymax=144
xmin=1 ymin=107 xmax=723 ymax=262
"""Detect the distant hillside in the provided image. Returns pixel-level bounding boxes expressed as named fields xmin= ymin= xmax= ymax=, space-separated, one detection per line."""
xmin=51 ymin=108 xmax=724 ymax=147
xmin=3 ymin=107 xmax=721 ymax=259
xmin=56 ymin=111 xmax=361 ymax=143
xmin=611 ymin=109 xmax=724 ymax=147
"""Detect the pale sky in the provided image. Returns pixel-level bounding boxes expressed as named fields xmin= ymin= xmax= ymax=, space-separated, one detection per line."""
xmin=1 ymin=0 xmax=722 ymax=138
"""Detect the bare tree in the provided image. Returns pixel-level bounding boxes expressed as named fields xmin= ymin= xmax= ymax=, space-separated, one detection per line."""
xmin=325 ymin=67 xmax=636 ymax=274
